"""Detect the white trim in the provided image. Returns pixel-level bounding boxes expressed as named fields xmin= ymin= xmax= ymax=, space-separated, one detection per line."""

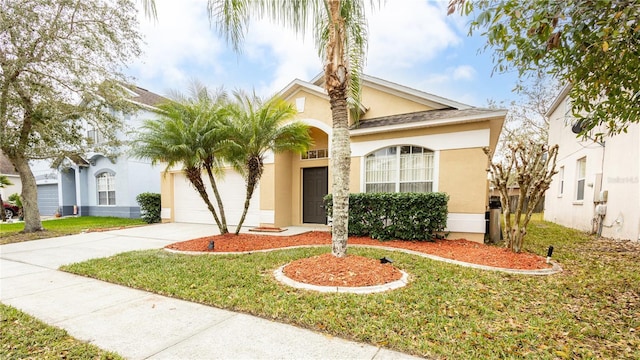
xmin=446 ymin=213 xmax=486 ymax=233
xmin=260 ymin=210 xmax=275 ymax=224
xmin=351 ymin=129 xmax=490 ymax=157
xmin=358 ymin=149 xmax=440 ymax=193
xmin=298 ymin=118 xmax=332 ymax=136
xmin=546 ymin=84 xmax=572 ymax=117
xmin=350 ymin=111 xmax=506 ymax=136
xmin=278 ymin=79 xmax=328 ymax=102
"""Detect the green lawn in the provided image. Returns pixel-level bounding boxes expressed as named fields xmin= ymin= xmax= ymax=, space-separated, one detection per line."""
xmin=0 ymin=303 xmax=122 ymax=359
xmin=62 ymin=218 xmax=640 ymax=359
xmin=0 ymin=216 xmax=147 ymax=245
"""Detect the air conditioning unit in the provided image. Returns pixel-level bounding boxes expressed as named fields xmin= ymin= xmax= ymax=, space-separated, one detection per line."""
xmin=595 ymin=204 xmax=607 ymax=216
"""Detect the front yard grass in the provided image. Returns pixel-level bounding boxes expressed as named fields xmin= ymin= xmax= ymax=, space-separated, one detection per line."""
xmin=62 ymin=218 xmax=640 ymax=359
xmin=0 ymin=303 xmax=122 ymax=359
xmin=0 ymin=216 xmax=146 ymax=245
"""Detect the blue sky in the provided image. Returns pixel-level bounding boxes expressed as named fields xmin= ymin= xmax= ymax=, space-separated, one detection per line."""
xmin=127 ymin=0 xmax=521 ymax=108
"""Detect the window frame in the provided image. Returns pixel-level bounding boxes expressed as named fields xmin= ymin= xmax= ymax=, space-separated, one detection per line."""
xmin=575 ymin=157 xmax=586 ymax=202
xmin=96 ymin=172 xmax=116 ymax=206
xmin=364 ymin=145 xmax=434 ymax=193
xmin=558 ymin=166 xmax=564 ymax=197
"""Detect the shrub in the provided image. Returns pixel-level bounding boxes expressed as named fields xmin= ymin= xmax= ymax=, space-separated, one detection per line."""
xmin=8 ymin=193 xmax=22 ymax=208
xmin=324 ymin=192 xmax=449 ymax=241
xmin=136 ymin=192 xmax=161 ymax=224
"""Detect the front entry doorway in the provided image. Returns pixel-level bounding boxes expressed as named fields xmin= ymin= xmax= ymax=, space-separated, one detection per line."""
xmin=302 ymin=167 xmax=328 ymax=224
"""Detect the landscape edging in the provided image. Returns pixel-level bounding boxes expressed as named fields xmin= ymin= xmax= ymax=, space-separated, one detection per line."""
xmin=164 ymin=244 xmax=563 ymax=275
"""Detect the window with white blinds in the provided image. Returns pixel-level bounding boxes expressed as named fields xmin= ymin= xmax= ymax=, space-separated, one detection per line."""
xmin=365 ymin=146 xmax=433 ymax=193
xmin=97 ymin=172 xmax=116 ymax=205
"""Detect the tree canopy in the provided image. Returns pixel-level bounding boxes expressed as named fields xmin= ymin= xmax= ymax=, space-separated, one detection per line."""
xmin=449 ymin=0 xmax=640 ymax=140
xmin=0 ymin=0 xmax=143 ymax=231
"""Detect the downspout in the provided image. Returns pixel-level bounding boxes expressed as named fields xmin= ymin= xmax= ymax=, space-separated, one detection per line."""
xmin=75 ymin=165 xmax=82 ymax=216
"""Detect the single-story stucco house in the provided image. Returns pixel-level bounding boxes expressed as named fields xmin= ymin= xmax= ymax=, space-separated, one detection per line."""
xmin=159 ymin=74 xmax=506 ymax=242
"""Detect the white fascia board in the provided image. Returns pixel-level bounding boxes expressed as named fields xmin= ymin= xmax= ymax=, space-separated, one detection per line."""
xmin=351 ymin=129 xmax=490 ymax=157
xmin=546 ymin=84 xmax=572 ymax=117
xmin=278 ymin=79 xmax=328 ymax=101
xmin=350 ymin=110 xmax=507 ymax=137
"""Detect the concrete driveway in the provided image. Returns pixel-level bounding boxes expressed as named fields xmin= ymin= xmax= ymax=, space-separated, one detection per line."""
xmin=0 ymin=222 xmax=421 ymax=360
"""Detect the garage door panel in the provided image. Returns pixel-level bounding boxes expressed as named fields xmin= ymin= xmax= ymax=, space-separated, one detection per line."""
xmin=173 ymin=171 xmax=260 ymax=226
xmin=37 ymin=184 xmax=59 ymax=216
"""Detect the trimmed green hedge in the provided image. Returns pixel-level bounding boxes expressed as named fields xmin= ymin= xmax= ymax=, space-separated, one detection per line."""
xmin=136 ymin=192 xmax=161 ymax=224
xmin=324 ymin=192 xmax=449 ymax=241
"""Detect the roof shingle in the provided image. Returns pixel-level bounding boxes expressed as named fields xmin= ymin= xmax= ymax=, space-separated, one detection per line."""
xmin=353 ymin=108 xmax=502 ymax=130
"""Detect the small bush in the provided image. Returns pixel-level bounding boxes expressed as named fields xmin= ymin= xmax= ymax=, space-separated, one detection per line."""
xmin=325 ymin=192 xmax=449 ymax=241
xmin=136 ymin=192 xmax=161 ymax=224
xmin=8 ymin=193 xmax=22 ymax=207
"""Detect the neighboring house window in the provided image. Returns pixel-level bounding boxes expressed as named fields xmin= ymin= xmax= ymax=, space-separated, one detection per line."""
xmin=365 ymin=145 xmax=434 ymax=193
xmin=96 ymin=172 xmax=116 ymax=205
xmin=558 ymin=166 xmax=564 ymax=196
xmin=87 ymin=128 xmax=105 ymax=144
xmin=576 ymin=157 xmax=586 ymax=201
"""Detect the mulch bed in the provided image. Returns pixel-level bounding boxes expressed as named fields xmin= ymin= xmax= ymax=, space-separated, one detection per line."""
xmin=165 ymin=231 xmax=551 ymax=287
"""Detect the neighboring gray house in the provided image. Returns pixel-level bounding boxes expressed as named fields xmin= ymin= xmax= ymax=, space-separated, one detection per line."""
xmin=544 ymin=85 xmax=639 ymax=241
xmin=30 ymin=85 xmax=166 ymax=218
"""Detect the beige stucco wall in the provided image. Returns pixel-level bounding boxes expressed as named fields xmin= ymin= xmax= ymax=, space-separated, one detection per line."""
xmin=260 ymin=164 xmax=275 ymax=211
xmin=438 ymin=148 xmax=487 ymax=214
xmin=160 ymin=171 xmax=174 ymax=222
xmin=359 ymin=86 xmax=433 ymax=120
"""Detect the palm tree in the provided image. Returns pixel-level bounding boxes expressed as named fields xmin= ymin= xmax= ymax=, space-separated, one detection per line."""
xmin=132 ymin=83 xmax=232 ymax=234
xmin=209 ymin=0 xmax=377 ymax=257
xmin=139 ymin=0 xmax=378 ymax=257
xmin=226 ymin=91 xmax=312 ymax=234
xmin=0 ymin=174 xmax=13 ymax=222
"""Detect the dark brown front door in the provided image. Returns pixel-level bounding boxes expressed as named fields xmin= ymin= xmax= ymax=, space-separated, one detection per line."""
xmin=302 ymin=167 xmax=328 ymax=224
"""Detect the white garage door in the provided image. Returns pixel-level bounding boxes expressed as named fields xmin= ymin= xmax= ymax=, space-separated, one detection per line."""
xmin=173 ymin=170 xmax=260 ymax=226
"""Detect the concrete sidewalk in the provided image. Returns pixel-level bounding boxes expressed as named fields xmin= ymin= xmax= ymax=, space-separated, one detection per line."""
xmin=0 ymin=223 xmax=421 ymax=359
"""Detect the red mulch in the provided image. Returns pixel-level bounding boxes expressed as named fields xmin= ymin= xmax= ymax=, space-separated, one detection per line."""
xmin=284 ymin=253 xmax=403 ymax=287
xmin=165 ymin=231 xmax=551 ymax=287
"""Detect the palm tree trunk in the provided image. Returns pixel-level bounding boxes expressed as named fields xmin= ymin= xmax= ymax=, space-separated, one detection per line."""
xmin=8 ymin=153 xmax=43 ymax=232
xmin=184 ymin=167 xmax=225 ymax=233
xmin=204 ymin=163 xmax=228 ymax=234
xmin=325 ymin=0 xmax=351 ymax=258
xmin=235 ymin=156 xmax=262 ymax=234
xmin=327 ymin=76 xmax=350 ymax=258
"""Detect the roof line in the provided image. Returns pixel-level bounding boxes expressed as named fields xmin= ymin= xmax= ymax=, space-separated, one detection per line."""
xmin=350 ymin=110 xmax=507 ymax=136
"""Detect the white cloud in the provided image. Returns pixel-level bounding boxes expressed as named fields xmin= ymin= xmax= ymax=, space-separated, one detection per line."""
xmin=452 ymin=65 xmax=476 ymax=80
xmin=366 ymin=1 xmax=461 ymax=73
xmin=243 ymin=20 xmax=322 ymax=95
xmin=129 ymin=0 xmax=225 ymax=93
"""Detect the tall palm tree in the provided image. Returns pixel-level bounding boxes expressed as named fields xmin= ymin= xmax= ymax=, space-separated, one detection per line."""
xmin=139 ymin=0 xmax=378 ymax=256
xmin=132 ymin=83 xmax=232 ymax=234
xmin=209 ymin=0 xmax=377 ymax=257
xmin=226 ymin=91 xmax=312 ymax=234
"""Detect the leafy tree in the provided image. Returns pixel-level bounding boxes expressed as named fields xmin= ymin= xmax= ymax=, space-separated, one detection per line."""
xmin=449 ymin=0 xmax=640 ymax=140
xmin=0 ymin=174 xmax=13 ymax=221
xmin=226 ymin=91 xmax=312 ymax=234
xmin=489 ymin=74 xmax=560 ymax=159
xmin=0 ymin=0 xmax=142 ymax=232
xmin=132 ymin=84 xmax=232 ymax=234
xmin=485 ymin=142 xmax=558 ymax=253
